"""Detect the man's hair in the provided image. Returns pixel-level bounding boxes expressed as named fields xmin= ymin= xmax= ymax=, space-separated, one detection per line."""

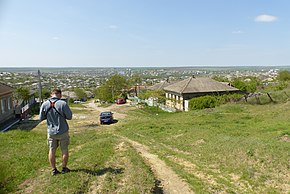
xmin=51 ymin=88 xmax=62 ymax=95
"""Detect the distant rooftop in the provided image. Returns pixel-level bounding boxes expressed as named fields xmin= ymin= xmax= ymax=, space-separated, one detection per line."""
xmin=164 ymin=76 xmax=239 ymax=94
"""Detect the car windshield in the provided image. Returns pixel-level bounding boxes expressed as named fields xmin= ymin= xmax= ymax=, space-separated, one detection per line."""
xmin=100 ymin=112 xmax=112 ymax=116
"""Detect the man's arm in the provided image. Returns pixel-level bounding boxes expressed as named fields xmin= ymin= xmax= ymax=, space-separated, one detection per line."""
xmin=63 ymin=103 xmax=72 ymax=120
xmin=39 ymin=103 xmax=47 ymax=121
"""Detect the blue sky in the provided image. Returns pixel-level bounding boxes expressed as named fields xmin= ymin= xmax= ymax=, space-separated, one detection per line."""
xmin=0 ymin=0 xmax=289 ymax=67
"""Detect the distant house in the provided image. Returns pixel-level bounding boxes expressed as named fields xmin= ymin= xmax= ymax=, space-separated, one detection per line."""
xmin=147 ymin=80 xmax=177 ymax=91
xmin=164 ymin=76 xmax=240 ymax=111
xmin=0 ymin=83 xmax=14 ymax=125
xmin=14 ymin=91 xmax=36 ymax=119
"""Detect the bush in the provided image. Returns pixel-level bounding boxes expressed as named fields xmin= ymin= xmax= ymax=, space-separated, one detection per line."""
xmin=219 ymin=93 xmax=244 ymax=104
xmin=189 ymin=96 xmax=220 ymax=110
xmin=231 ymin=78 xmax=258 ymax=93
xmin=31 ymin=104 xmax=40 ymax=115
xmin=277 ymin=70 xmax=290 ymax=81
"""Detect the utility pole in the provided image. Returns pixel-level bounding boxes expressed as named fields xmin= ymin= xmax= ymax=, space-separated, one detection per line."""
xmin=38 ymin=70 xmax=42 ymax=106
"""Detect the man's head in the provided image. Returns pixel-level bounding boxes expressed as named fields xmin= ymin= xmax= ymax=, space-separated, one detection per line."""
xmin=51 ymin=88 xmax=62 ymax=98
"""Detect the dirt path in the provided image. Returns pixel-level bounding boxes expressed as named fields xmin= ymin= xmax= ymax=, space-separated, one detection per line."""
xmin=86 ymin=100 xmax=194 ymax=194
xmin=123 ymin=137 xmax=194 ymax=194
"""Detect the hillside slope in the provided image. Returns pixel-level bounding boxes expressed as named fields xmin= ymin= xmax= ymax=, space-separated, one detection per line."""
xmin=0 ymin=101 xmax=289 ymax=193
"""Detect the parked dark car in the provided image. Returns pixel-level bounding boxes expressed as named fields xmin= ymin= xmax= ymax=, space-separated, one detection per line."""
xmin=100 ymin=111 xmax=113 ymax=124
xmin=116 ymin=98 xmax=126 ymax=104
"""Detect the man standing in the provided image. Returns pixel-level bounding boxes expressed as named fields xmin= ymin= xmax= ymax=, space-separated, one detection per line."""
xmin=39 ymin=89 xmax=73 ymax=176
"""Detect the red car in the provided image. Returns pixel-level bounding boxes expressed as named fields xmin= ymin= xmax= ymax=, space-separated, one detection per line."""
xmin=116 ymin=98 xmax=126 ymax=104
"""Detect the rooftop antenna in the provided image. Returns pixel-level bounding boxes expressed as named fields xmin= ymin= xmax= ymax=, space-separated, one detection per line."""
xmin=38 ymin=70 xmax=42 ymax=106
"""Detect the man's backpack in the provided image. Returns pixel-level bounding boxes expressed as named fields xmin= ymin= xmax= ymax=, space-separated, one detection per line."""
xmin=45 ymin=99 xmax=66 ymax=119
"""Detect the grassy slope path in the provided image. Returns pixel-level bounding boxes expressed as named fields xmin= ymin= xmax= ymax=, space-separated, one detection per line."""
xmin=84 ymin=100 xmax=194 ymax=194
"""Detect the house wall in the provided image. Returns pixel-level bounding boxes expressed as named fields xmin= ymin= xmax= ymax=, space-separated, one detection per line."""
xmin=166 ymin=90 xmax=240 ymax=111
xmin=0 ymin=93 xmax=14 ymax=124
xmin=166 ymin=93 xmax=183 ymax=110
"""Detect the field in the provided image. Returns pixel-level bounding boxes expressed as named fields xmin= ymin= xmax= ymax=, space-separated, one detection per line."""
xmin=0 ymin=100 xmax=289 ymax=193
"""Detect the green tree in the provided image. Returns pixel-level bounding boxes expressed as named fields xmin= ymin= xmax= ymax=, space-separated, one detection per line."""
xmin=277 ymin=70 xmax=290 ymax=81
xmin=74 ymin=88 xmax=87 ymax=100
xmin=129 ymin=74 xmax=142 ymax=96
xmin=139 ymin=90 xmax=166 ymax=104
xmin=95 ymin=85 xmax=112 ymax=102
xmin=34 ymin=89 xmax=50 ymax=99
xmin=212 ymin=75 xmax=229 ymax=82
xmin=14 ymin=87 xmax=31 ymax=102
xmin=95 ymin=74 xmax=128 ymax=103
xmin=231 ymin=77 xmax=258 ymax=93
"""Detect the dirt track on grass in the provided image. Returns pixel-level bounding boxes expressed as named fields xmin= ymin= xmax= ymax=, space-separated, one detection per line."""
xmin=85 ymin=100 xmax=194 ymax=194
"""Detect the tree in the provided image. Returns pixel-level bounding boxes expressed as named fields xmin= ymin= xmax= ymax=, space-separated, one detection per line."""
xmin=129 ymin=74 xmax=142 ymax=96
xmin=34 ymin=89 xmax=50 ymax=99
xmin=74 ymin=88 xmax=87 ymax=100
xmin=95 ymin=85 xmax=112 ymax=102
xmin=95 ymin=74 xmax=128 ymax=103
xmin=212 ymin=75 xmax=229 ymax=82
xmin=277 ymin=70 xmax=290 ymax=81
xmin=139 ymin=90 xmax=166 ymax=104
xmin=14 ymin=87 xmax=31 ymax=105
xmin=231 ymin=77 xmax=258 ymax=93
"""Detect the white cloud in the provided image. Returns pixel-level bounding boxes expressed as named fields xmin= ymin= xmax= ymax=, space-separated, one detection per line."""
xmin=255 ymin=14 xmax=278 ymax=22
xmin=108 ymin=25 xmax=118 ymax=29
xmin=52 ymin=36 xmax=60 ymax=40
xmin=232 ymin=30 xmax=244 ymax=34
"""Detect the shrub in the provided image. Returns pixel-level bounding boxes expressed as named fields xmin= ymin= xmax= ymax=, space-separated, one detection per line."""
xmin=277 ymin=70 xmax=290 ymax=81
xmin=189 ymin=96 xmax=220 ymax=110
xmin=219 ymin=93 xmax=244 ymax=104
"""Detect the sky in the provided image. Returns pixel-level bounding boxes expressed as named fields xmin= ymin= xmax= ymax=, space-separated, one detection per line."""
xmin=0 ymin=0 xmax=290 ymax=67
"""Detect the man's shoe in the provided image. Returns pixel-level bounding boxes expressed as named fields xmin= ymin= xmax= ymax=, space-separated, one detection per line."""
xmin=52 ymin=168 xmax=60 ymax=176
xmin=62 ymin=167 xmax=71 ymax=174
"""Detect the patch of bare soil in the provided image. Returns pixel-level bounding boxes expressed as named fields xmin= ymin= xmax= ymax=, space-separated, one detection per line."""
xmin=84 ymin=101 xmax=135 ymax=120
xmin=280 ymin=134 xmax=290 ymax=142
xmin=16 ymin=168 xmax=51 ymax=194
xmin=122 ymin=137 xmax=194 ymax=194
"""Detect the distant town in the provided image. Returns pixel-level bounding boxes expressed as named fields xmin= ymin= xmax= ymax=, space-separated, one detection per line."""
xmin=0 ymin=66 xmax=287 ymax=91
xmin=1 ymin=65 xmax=290 ymax=131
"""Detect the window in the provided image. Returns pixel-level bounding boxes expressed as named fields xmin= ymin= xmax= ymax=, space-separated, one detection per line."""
xmin=1 ymin=99 xmax=5 ymax=113
xmin=7 ymin=97 xmax=11 ymax=110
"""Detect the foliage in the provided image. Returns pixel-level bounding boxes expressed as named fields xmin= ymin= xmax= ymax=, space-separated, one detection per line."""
xmin=231 ymin=77 xmax=258 ymax=93
xmin=274 ymin=81 xmax=288 ymax=91
xmin=139 ymin=90 xmax=166 ymax=104
xmin=74 ymin=88 xmax=87 ymax=100
xmin=14 ymin=87 xmax=31 ymax=102
xmin=96 ymin=85 xmax=113 ymax=102
xmin=211 ymin=75 xmax=229 ymax=82
xmin=219 ymin=93 xmax=244 ymax=104
xmin=34 ymin=89 xmax=51 ymax=99
xmin=95 ymin=74 xmax=128 ymax=103
xmin=189 ymin=96 xmax=220 ymax=110
xmin=129 ymin=74 xmax=142 ymax=86
xmin=276 ymin=70 xmax=290 ymax=81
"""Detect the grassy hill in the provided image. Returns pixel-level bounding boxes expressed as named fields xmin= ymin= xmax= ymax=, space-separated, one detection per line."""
xmin=0 ymin=101 xmax=289 ymax=193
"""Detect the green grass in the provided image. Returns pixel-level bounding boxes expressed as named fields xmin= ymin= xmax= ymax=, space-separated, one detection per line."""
xmin=116 ymin=103 xmax=290 ymax=193
xmin=1 ymin=100 xmax=290 ymax=193
xmin=0 ymin=130 xmax=47 ymax=193
xmin=0 ymin=119 xmax=156 ymax=193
